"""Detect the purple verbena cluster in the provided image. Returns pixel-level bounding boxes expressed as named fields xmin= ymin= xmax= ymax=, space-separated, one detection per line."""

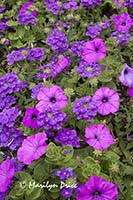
xmin=37 ymin=106 xmax=67 ymax=130
xmin=73 ymin=96 xmax=98 ymax=122
xmin=55 ymin=128 xmax=80 ymax=148
xmin=46 ymin=28 xmax=69 ymax=53
xmin=81 ymin=0 xmax=102 ymax=8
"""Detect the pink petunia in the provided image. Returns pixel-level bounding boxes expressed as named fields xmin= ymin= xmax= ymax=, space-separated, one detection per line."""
xmin=17 ymin=132 xmax=48 ymax=165
xmin=19 ymin=1 xmax=37 ymax=16
xmin=128 ymin=87 xmax=133 ymax=97
xmin=36 ymin=85 xmax=68 ymax=112
xmin=81 ymin=38 xmax=106 ymax=63
xmin=93 ymin=87 xmax=119 ymax=116
xmin=0 ymin=158 xmax=15 ymax=192
xmin=119 ymin=64 xmax=133 ymax=88
xmin=85 ymin=124 xmax=114 ymax=151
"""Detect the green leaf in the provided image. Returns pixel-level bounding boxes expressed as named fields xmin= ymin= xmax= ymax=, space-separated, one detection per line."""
xmin=6 ymin=20 xmax=18 ymax=26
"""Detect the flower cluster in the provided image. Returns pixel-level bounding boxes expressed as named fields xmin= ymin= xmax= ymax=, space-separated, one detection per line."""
xmin=73 ymin=96 xmax=98 ymax=122
xmin=55 ymin=128 xmax=80 ymax=148
xmin=46 ymin=28 xmax=69 ymax=53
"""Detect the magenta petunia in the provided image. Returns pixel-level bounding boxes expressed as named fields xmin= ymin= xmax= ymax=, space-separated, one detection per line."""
xmin=36 ymin=85 xmax=68 ymax=112
xmin=20 ymin=1 xmax=37 ymax=16
xmin=0 ymin=158 xmax=15 ymax=192
xmin=81 ymin=38 xmax=106 ymax=63
xmin=119 ymin=64 xmax=133 ymax=88
xmin=85 ymin=124 xmax=114 ymax=151
xmin=112 ymin=13 xmax=133 ymax=32
xmin=93 ymin=87 xmax=119 ymax=116
xmin=128 ymin=87 xmax=133 ymax=97
xmin=22 ymin=107 xmax=40 ymax=129
xmin=76 ymin=175 xmax=118 ymax=200
xmin=17 ymin=132 xmax=48 ymax=165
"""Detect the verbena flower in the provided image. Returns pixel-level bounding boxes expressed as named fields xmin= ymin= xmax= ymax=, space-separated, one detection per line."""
xmin=0 ymin=106 xmax=21 ymax=128
xmin=61 ymin=188 xmax=72 ymax=198
xmin=0 ymin=72 xmax=21 ymax=97
xmin=18 ymin=13 xmax=36 ymax=25
xmin=31 ymin=82 xmax=44 ymax=99
xmin=0 ymin=6 xmax=4 ymax=13
xmin=22 ymin=107 xmax=40 ymax=129
xmin=0 ymin=159 xmax=15 ymax=192
xmin=73 ymin=96 xmax=97 ymax=122
xmin=0 ymin=95 xmax=16 ymax=110
xmin=71 ymin=41 xmax=84 ymax=57
xmin=81 ymin=38 xmax=106 ymax=63
xmin=55 ymin=129 xmax=80 ymax=148
xmin=81 ymin=0 xmax=102 ymax=8
xmin=119 ymin=64 xmax=133 ymax=88
xmin=44 ymin=0 xmax=59 ymax=14
xmin=86 ymin=25 xmax=101 ymax=38
xmin=17 ymin=132 xmax=48 ymax=165
xmin=76 ymin=175 xmax=118 ymax=200
xmin=36 ymin=85 xmax=68 ymax=112
xmin=0 ymin=127 xmax=24 ymax=151
xmin=77 ymin=60 xmax=101 ymax=78
xmin=111 ymin=31 xmax=130 ymax=45
xmin=93 ymin=87 xmax=119 ymax=116
xmin=27 ymin=48 xmax=45 ymax=61
xmin=112 ymin=13 xmax=133 ymax=32
xmin=37 ymin=106 xmax=67 ymax=130
xmin=7 ymin=50 xmax=26 ymax=65
xmin=85 ymin=124 xmax=114 ymax=151
xmin=46 ymin=28 xmax=69 ymax=53
xmin=52 ymin=167 xmax=77 ymax=181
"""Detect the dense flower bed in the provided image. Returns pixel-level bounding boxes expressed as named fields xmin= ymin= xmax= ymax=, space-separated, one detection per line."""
xmin=0 ymin=0 xmax=133 ymax=200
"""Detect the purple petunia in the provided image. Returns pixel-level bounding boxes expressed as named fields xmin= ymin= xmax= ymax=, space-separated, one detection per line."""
xmin=27 ymin=48 xmax=45 ymax=61
xmin=55 ymin=129 xmax=80 ymax=148
xmin=81 ymin=38 xmax=106 ymax=63
xmin=93 ymin=87 xmax=119 ymax=116
xmin=51 ymin=55 xmax=70 ymax=78
xmin=76 ymin=175 xmax=118 ymax=200
xmin=22 ymin=107 xmax=40 ymax=129
xmin=128 ymin=87 xmax=133 ymax=97
xmin=77 ymin=60 xmax=101 ymax=78
xmin=73 ymin=96 xmax=98 ymax=122
xmin=85 ymin=124 xmax=114 ymax=151
xmin=112 ymin=13 xmax=133 ymax=32
xmin=0 ymin=159 xmax=15 ymax=192
xmin=119 ymin=64 xmax=133 ymax=88
xmin=17 ymin=132 xmax=48 ymax=165
xmin=36 ymin=85 xmax=68 ymax=112
xmin=86 ymin=25 xmax=101 ymax=38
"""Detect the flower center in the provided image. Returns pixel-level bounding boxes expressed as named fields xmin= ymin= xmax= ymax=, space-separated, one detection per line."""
xmin=47 ymin=113 xmax=53 ymax=118
xmin=94 ymin=135 xmax=99 ymax=141
xmin=86 ymin=67 xmax=93 ymax=72
xmin=32 ymin=114 xmax=37 ymax=120
xmin=121 ymin=22 xmax=126 ymax=26
xmin=102 ymin=97 xmax=108 ymax=103
xmin=95 ymin=47 xmax=99 ymax=53
xmin=50 ymin=97 xmax=56 ymax=103
xmin=92 ymin=191 xmax=101 ymax=196
xmin=124 ymin=68 xmax=129 ymax=75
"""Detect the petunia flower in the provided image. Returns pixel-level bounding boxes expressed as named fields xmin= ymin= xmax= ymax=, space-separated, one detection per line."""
xmin=128 ymin=87 xmax=133 ymax=97
xmin=112 ymin=13 xmax=133 ymax=32
xmin=81 ymin=38 xmax=106 ymax=63
xmin=76 ymin=175 xmax=118 ymax=200
xmin=36 ymin=85 xmax=68 ymax=112
xmin=17 ymin=132 xmax=48 ymax=165
xmin=22 ymin=107 xmax=40 ymax=129
xmin=0 ymin=159 xmax=15 ymax=192
xmin=85 ymin=124 xmax=114 ymax=151
xmin=119 ymin=64 xmax=133 ymax=88
xmin=93 ymin=87 xmax=119 ymax=116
